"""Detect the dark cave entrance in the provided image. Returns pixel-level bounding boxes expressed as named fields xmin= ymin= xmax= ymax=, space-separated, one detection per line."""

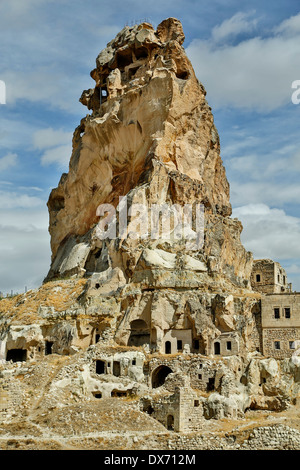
xmin=151 ymin=365 xmax=173 ymax=389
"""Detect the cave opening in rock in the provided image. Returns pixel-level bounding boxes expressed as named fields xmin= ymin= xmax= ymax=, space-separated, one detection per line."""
xmin=6 ymin=349 xmax=27 ymax=362
xmin=128 ymin=319 xmax=150 ymax=347
xmin=96 ymin=360 xmax=105 ymax=374
xmin=152 ymin=365 xmax=173 ymax=389
xmin=45 ymin=341 xmax=53 ymax=355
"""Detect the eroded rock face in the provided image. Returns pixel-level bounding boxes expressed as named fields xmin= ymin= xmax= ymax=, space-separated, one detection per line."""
xmin=46 ymin=17 xmax=252 ymax=292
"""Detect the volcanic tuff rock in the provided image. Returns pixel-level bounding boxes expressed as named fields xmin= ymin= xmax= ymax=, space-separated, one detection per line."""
xmin=46 ymin=17 xmax=252 ymax=290
xmin=2 ymin=18 xmax=299 ymax=450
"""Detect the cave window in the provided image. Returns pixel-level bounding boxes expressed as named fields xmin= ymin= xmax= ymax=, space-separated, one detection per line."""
xmin=193 ymin=339 xmax=200 ymax=351
xmin=93 ymin=393 xmax=102 ymax=399
xmin=175 ymin=70 xmax=189 ymax=80
xmin=132 ymin=359 xmax=136 ymax=365
xmin=113 ymin=361 xmax=121 ymax=377
xmin=198 ymin=374 xmax=202 ymax=380
xmin=135 ymin=47 xmax=148 ymax=60
xmin=144 ymin=404 xmax=154 ymax=415
xmin=256 ymin=274 xmax=261 ymax=282
xmin=152 ymin=365 xmax=173 ymax=389
xmin=111 ymin=390 xmax=127 ymax=397
xmin=165 ymin=341 xmax=172 ymax=354
xmin=45 ymin=341 xmax=53 ymax=355
xmin=207 ymin=377 xmax=215 ymax=392
xmin=100 ymin=87 xmax=108 ymax=104
xmin=96 ymin=360 xmax=105 ymax=375
xmin=95 ymin=334 xmax=100 ymax=343
xmin=214 ymin=342 xmax=220 ymax=355
xmin=128 ymin=66 xmax=139 ymax=79
xmin=128 ymin=319 xmax=150 ymax=347
xmin=177 ymin=340 xmax=183 ymax=352
xmin=226 ymin=341 xmax=232 ymax=351
xmin=194 ymin=400 xmax=200 ymax=407
xmin=167 ymin=415 xmax=174 ymax=431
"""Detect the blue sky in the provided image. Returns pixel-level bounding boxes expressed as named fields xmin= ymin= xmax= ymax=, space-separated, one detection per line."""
xmin=0 ymin=0 xmax=300 ymax=294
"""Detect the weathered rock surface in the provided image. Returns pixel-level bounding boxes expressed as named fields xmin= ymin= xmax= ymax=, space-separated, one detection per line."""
xmin=46 ymin=17 xmax=252 ymax=292
xmin=0 ymin=18 xmax=299 ymax=449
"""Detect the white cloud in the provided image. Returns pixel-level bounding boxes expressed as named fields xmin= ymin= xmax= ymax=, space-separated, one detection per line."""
xmin=0 ymin=207 xmax=50 ymax=294
xmin=186 ymin=12 xmax=300 ymax=111
xmin=287 ymin=264 xmax=300 ymax=274
xmin=0 ymin=190 xmax=44 ymax=209
xmin=212 ymin=11 xmax=258 ymax=42
xmin=233 ymin=203 xmax=300 ymax=291
xmin=230 ymin=180 xmax=300 ymax=207
xmin=33 ymin=128 xmax=72 ymax=150
xmin=274 ymin=13 xmax=300 ymax=37
xmin=32 ymin=127 xmax=72 ymax=169
xmin=40 ymin=144 xmax=71 ymax=168
xmin=0 ymin=152 xmax=18 ymax=172
xmin=233 ymin=204 xmax=300 ymax=260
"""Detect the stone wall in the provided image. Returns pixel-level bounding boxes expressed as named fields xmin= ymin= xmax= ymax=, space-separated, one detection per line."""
xmin=262 ymin=328 xmax=300 ymax=359
xmin=251 ymin=259 xmax=290 ymax=294
xmin=261 ymin=293 xmax=300 ymax=358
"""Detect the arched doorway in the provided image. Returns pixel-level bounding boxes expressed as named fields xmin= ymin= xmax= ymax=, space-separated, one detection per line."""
xmin=152 ymin=365 xmax=173 ymax=388
xmin=165 ymin=341 xmax=171 ymax=354
xmin=214 ymin=342 xmax=220 ymax=355
xmin=128 ymin=319 xmax=150 ymax=347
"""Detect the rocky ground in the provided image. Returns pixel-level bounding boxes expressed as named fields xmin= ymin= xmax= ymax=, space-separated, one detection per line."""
xmin=1 ymin=353 xmax=300 ymax=450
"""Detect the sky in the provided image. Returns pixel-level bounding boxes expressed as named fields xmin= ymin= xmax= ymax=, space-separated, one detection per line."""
xmin=0 ymin=0 xmax=300 ymax=294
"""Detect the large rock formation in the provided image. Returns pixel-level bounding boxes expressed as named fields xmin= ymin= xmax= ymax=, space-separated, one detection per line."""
xmin=46 ymin=17 xmax=252 ymax=288
xmin=44 ymin=17 xmax=255 ymax=356
xmin=1 ymin=19 xmax=299 ymax=449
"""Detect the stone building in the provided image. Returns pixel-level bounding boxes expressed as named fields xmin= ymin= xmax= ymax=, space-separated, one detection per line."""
xmin=251 ymin=259 xmax=300 ymax=359
xmin=251 ymin=259 xmax=292 ymax=294
xmin=261 ymin=293 xmax=300 ymax=359
xmin=141 ymin=377 xmax=204 ymax=432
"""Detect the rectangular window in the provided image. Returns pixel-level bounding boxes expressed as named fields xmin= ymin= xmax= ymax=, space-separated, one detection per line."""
xmin=256 ymin=274 xmax=261 ymax=282
xmin=274 ymin=308 xmax=280 ymax=319
xmin=177 ymin=340 xmax=183 ymax=351
xmin=194 ymin=400 xmax=200 ymax=407
xmin=198 ymin=374 xmax=202 ymax=380
xmin=289 ymin=341 xmax=296 ymax=350
xmin=227 ymin=341 xmax=232 ymax=350
xmin=274 ymin=341 xmax=280 ymax=350
xmin=278 ymin=274 xmax=280 ymax=282
xmin=283 ymin=276 xmax=286 ymax=285
xmin=284 ymin=307 xmax=291 ymax=319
